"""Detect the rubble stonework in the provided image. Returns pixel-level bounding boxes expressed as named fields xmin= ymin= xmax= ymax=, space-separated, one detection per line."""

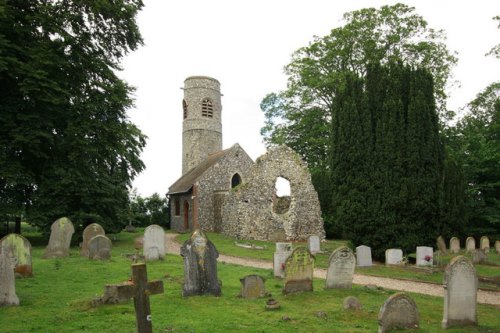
xmin=221 ymin=145 xmax=325 ymax=241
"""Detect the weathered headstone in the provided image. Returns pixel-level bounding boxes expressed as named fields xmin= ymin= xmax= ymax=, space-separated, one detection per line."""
xmin=449 ymin=237 xmax=460 ymax=254
xmin=239 ymin=275 xmax=266 ymax=299
xmin=495 ymin=240 xmax=500 ymax=253
xmin=416 ymin=246 xmax=433 ymax=266
xmin=143 ymin=224 xmax=165 ymax=261
xmin=181 ymin=229 xmax=221 ymax=297
xmin=442 ymin=255 xmax=477 ymax=329
xmin=0 ymin=234 xmax=32 ymax=277
xmin=356 ymin=245 xmax=372 ymax=267
xmin=343 ymin=296 xmax=362 ymax=310
xmin=43 ymin=217 xmax=75 ymax=258
xmin=436 ymin=236 xmax=447 ymax=254
xmin=378 ymin=293 xmax=419 ymax=333
xmin=0 ymin=249 xmax=19 ymax=306
xmin=283 ymin=247 xmax=314 ymax=294
xmin=80 ymin=223 xmax=105 ymax=256
xmin=385 ymin=249 xmax=403 ymax=265
xmin=471 ymin=249 xmax=486 ymax=264
xmin=88 ymin=235 xmax=112 ymax=260
xmin=465 ymin=237 xmax=475 ymax=253
xmin=326 ymin=246 xmax=355 ymax=289
xmin=479 ymin=236 xmax=490 ymax=253
xmin=273 ymin=242 xmax=292 ymax=278
xmin=112 ymin=263 xmax=164 ymax=333
xmin=308 ymin=235 xmax=321 ymax=254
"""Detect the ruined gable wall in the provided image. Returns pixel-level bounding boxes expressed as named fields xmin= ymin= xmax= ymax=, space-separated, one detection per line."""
xmin=221 ymin=145 xmax=325 ymax=241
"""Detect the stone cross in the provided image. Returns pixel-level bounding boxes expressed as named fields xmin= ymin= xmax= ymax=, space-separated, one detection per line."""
xmin=115 ymin=263 xmax=164 ymax=333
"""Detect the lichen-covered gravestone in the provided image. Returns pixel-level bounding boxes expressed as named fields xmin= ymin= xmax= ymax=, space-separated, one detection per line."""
xmin=239 ymin=275 xmax=266 ymax=299
xmin=283 ymin=247 xmax=314 ymax=294
xmin=0 ymin=234 xmax=32 ymax=277
xmin=88 ymin=235 xmax=112 ymax=260
xmin=378 ymin=293 xmax=419 ymax=333
xmin=143 ymin=224 xmax=165 ymax=261
xmin=326 ymin=246 xmax=355 ymax=289
xmin=442 ymin=255 xmax=477 ymax=329
xmin=437 ymin=236 xmax=447 ymax=254
xmin=385 ymin=249 xmax=403 ymax=265
xmin=181 ymin=229 xmax=221 ymax=297
xmin=81 ymin=223 xmax=105 ymax=256
xmin=0 ymin=248 xmax=19 ymax=306
xmin=479 ymin=236 xmax=490 ymax=253
xmin=416 ymin=246 xmax=433 ymax=266
xmin=449 ymin=237 xmax=460 ymax=254
xmin=356 ymin=245 xmax=372 ymax=267
xmin=308 ymin=235 xmax=321 ymax=254
xmin=43 ymin=217 xmax=75 ymax=258
xmin=273 ymin=242 xmax=292 ymax=278
xmin=465 ymin=237 xmax=475 ymax=253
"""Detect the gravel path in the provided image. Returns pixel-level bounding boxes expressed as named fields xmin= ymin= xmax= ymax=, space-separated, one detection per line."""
xmin=165 ymin=233 xmax=500 ymax=306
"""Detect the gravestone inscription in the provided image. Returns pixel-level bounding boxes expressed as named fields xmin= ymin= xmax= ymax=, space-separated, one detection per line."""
xmin=326 ymin=246 xmax=355 ymax=289
xmin=283 ymin=247 xmax=314 ymax=294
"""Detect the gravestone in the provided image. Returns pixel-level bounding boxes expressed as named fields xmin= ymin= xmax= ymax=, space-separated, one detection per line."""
xmin=143 ymin=224 xmax=166 ymax=261
xmin=81 ymin=223 xmax=105 ymax=256
xmin=308 ymin=235 xmax=321 ymax=254
xmin=326 ymin=246 xmax=355 ymax=289
xmin=479 ymin=236 xmax=490 ymax=253
xmin=88 ymin=235 xmax=112 ymax=260
xmin=181 ymin=229 xmax=221 ymax=297
xmin=465 ymin=237 xmax=475 ymax=253
xmin=437 ymin=236 xmax=447 ymax=254
xmin=239 ymin=275 xmax=266 ymax=299
xmin=385 ymin=249 xmax=403 ymax=265
xmin=0 ymin=248 xmax=19 ymax=306
xmin=43 ymin=217 xmax=75 ymax=258
xmin=416 ymin=246 xmax=433 ymax=266
xmin=442 ymin=255 xmax=477 ymax=329
xmin=471 ymin=249 xmax=486 ymax=264
xmin=113 ymin=263 xmax=164 ymax=333
xmin=343 ymin=296 xmax=362 ymax=310
xmin=273 ymin=242 xmax=292 ymax=278
xmin=356 ymin=245 xmax=373 ymax=267
xmin=283 ymin=247 xmax=314 ymax=294
xmin=449 ymin=237 xmax=460 ymax=254
xmin=495 ymin=240 xmax=500 ymax=253
xmin=0 ymin=233 xmax=32 ymax=277
xmin=378 ymin=293 xmax=419 ymax=333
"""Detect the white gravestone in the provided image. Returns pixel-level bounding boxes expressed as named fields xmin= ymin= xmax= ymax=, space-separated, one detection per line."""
xmin=273 ymin=242 xmax=292 ymax=278
xmin=326 ymin=246 xmax=356 ymax=289
xmin=356 ymin=245 xmax=372 ymax=267
xmin=479 ymin=236 xmax=490 ymax=253
xmin=465 ymin=237 xmax=475 ymax=253
xmin=143 ymin=224 xmax=166 ymax=261
xmin=449 ymin=237 xmax=460 ymax=254
xmin=385 ymin=249 xmax=403 ymax=265
xmin=416 ymin=246 xmax=433 ymax=266
xmin=308 ymin=235 xmax=321 ymax=254
xmin=442 ymin=256 xmax=477 ymax=329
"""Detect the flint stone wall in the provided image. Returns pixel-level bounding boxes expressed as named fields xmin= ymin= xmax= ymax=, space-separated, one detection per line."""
xmin=221 ymin=145 xmax=325 ymax=241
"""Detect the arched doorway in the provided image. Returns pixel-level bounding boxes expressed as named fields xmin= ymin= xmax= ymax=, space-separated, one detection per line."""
xmin=183 ymin=200 xmax=190 ymax=230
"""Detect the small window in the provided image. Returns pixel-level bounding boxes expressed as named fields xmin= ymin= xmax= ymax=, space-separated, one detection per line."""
xmin=183 ymin=100 xmax=188 ymax=119
xmin=174 ymin=197 xmax=180 ymax=216
xmin=231 ymin=173 xmax=242 ymax=188
xmin=201 ymin=98 xmax=214 ymax=118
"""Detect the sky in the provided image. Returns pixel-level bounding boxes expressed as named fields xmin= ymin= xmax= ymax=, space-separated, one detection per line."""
xmin=120 ymin=0 xmax=500 ymax=197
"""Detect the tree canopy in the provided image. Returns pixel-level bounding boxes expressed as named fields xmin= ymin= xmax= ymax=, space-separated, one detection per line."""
xmin=0 ymin=0 xmax=146 ymax=233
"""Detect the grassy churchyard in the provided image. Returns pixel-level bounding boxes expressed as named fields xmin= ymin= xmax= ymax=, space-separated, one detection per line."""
xmin=1 ymin=228 xmax=499 ymax=333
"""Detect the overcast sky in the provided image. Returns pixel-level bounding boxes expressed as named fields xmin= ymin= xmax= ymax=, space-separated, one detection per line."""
xmin=120 ymin=0 xmax=500 ymax=197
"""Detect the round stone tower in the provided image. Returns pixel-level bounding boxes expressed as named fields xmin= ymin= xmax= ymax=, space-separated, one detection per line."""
xmin=182 ymin=76 xmax=223 ymax=174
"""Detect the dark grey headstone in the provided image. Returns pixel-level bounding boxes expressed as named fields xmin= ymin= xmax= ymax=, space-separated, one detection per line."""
xmin=378 ymin=293 xmax=419 ymax=333
xmin=239 ymin=275 xmax=266 ymax=299
xmin=181 ymin=229 xmax=221 ymax=297
xmin=343 ymin=296 xmax=361 ymax=310
xmin=88 ymin=235 xmax=112 ymax=260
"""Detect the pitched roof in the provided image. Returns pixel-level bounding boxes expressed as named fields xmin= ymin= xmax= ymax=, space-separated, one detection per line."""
xmin=167 ymin=145 xmax=236 ymax=195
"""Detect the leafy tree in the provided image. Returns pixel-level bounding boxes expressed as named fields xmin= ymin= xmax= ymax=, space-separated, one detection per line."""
xmin=0 ymin=0 xmax=146 ymax=233
xmin=129 ymin=192 xmax=169 ymax=228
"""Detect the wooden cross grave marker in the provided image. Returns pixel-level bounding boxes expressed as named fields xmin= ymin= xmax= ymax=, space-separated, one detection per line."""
xmin=115 ymin=263 xmax=164 ymax=333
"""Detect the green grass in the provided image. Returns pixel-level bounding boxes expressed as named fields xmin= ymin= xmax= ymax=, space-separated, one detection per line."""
xmin=1 ymin=230 xmax=499 ymax=332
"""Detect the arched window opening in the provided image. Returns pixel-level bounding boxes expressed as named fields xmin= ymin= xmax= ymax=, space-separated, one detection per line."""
xmin=273 ymin=177 xmax=291 ymax=214
xmin=183 ymin=100 xmax=188 ymax=119
xmin=231 ymin=173 xmax=242 ymax=188
xmin=201 ymin=98 xmax=214 ymax=118
xmin=174 ymin=197 xmax=180 ymax=216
